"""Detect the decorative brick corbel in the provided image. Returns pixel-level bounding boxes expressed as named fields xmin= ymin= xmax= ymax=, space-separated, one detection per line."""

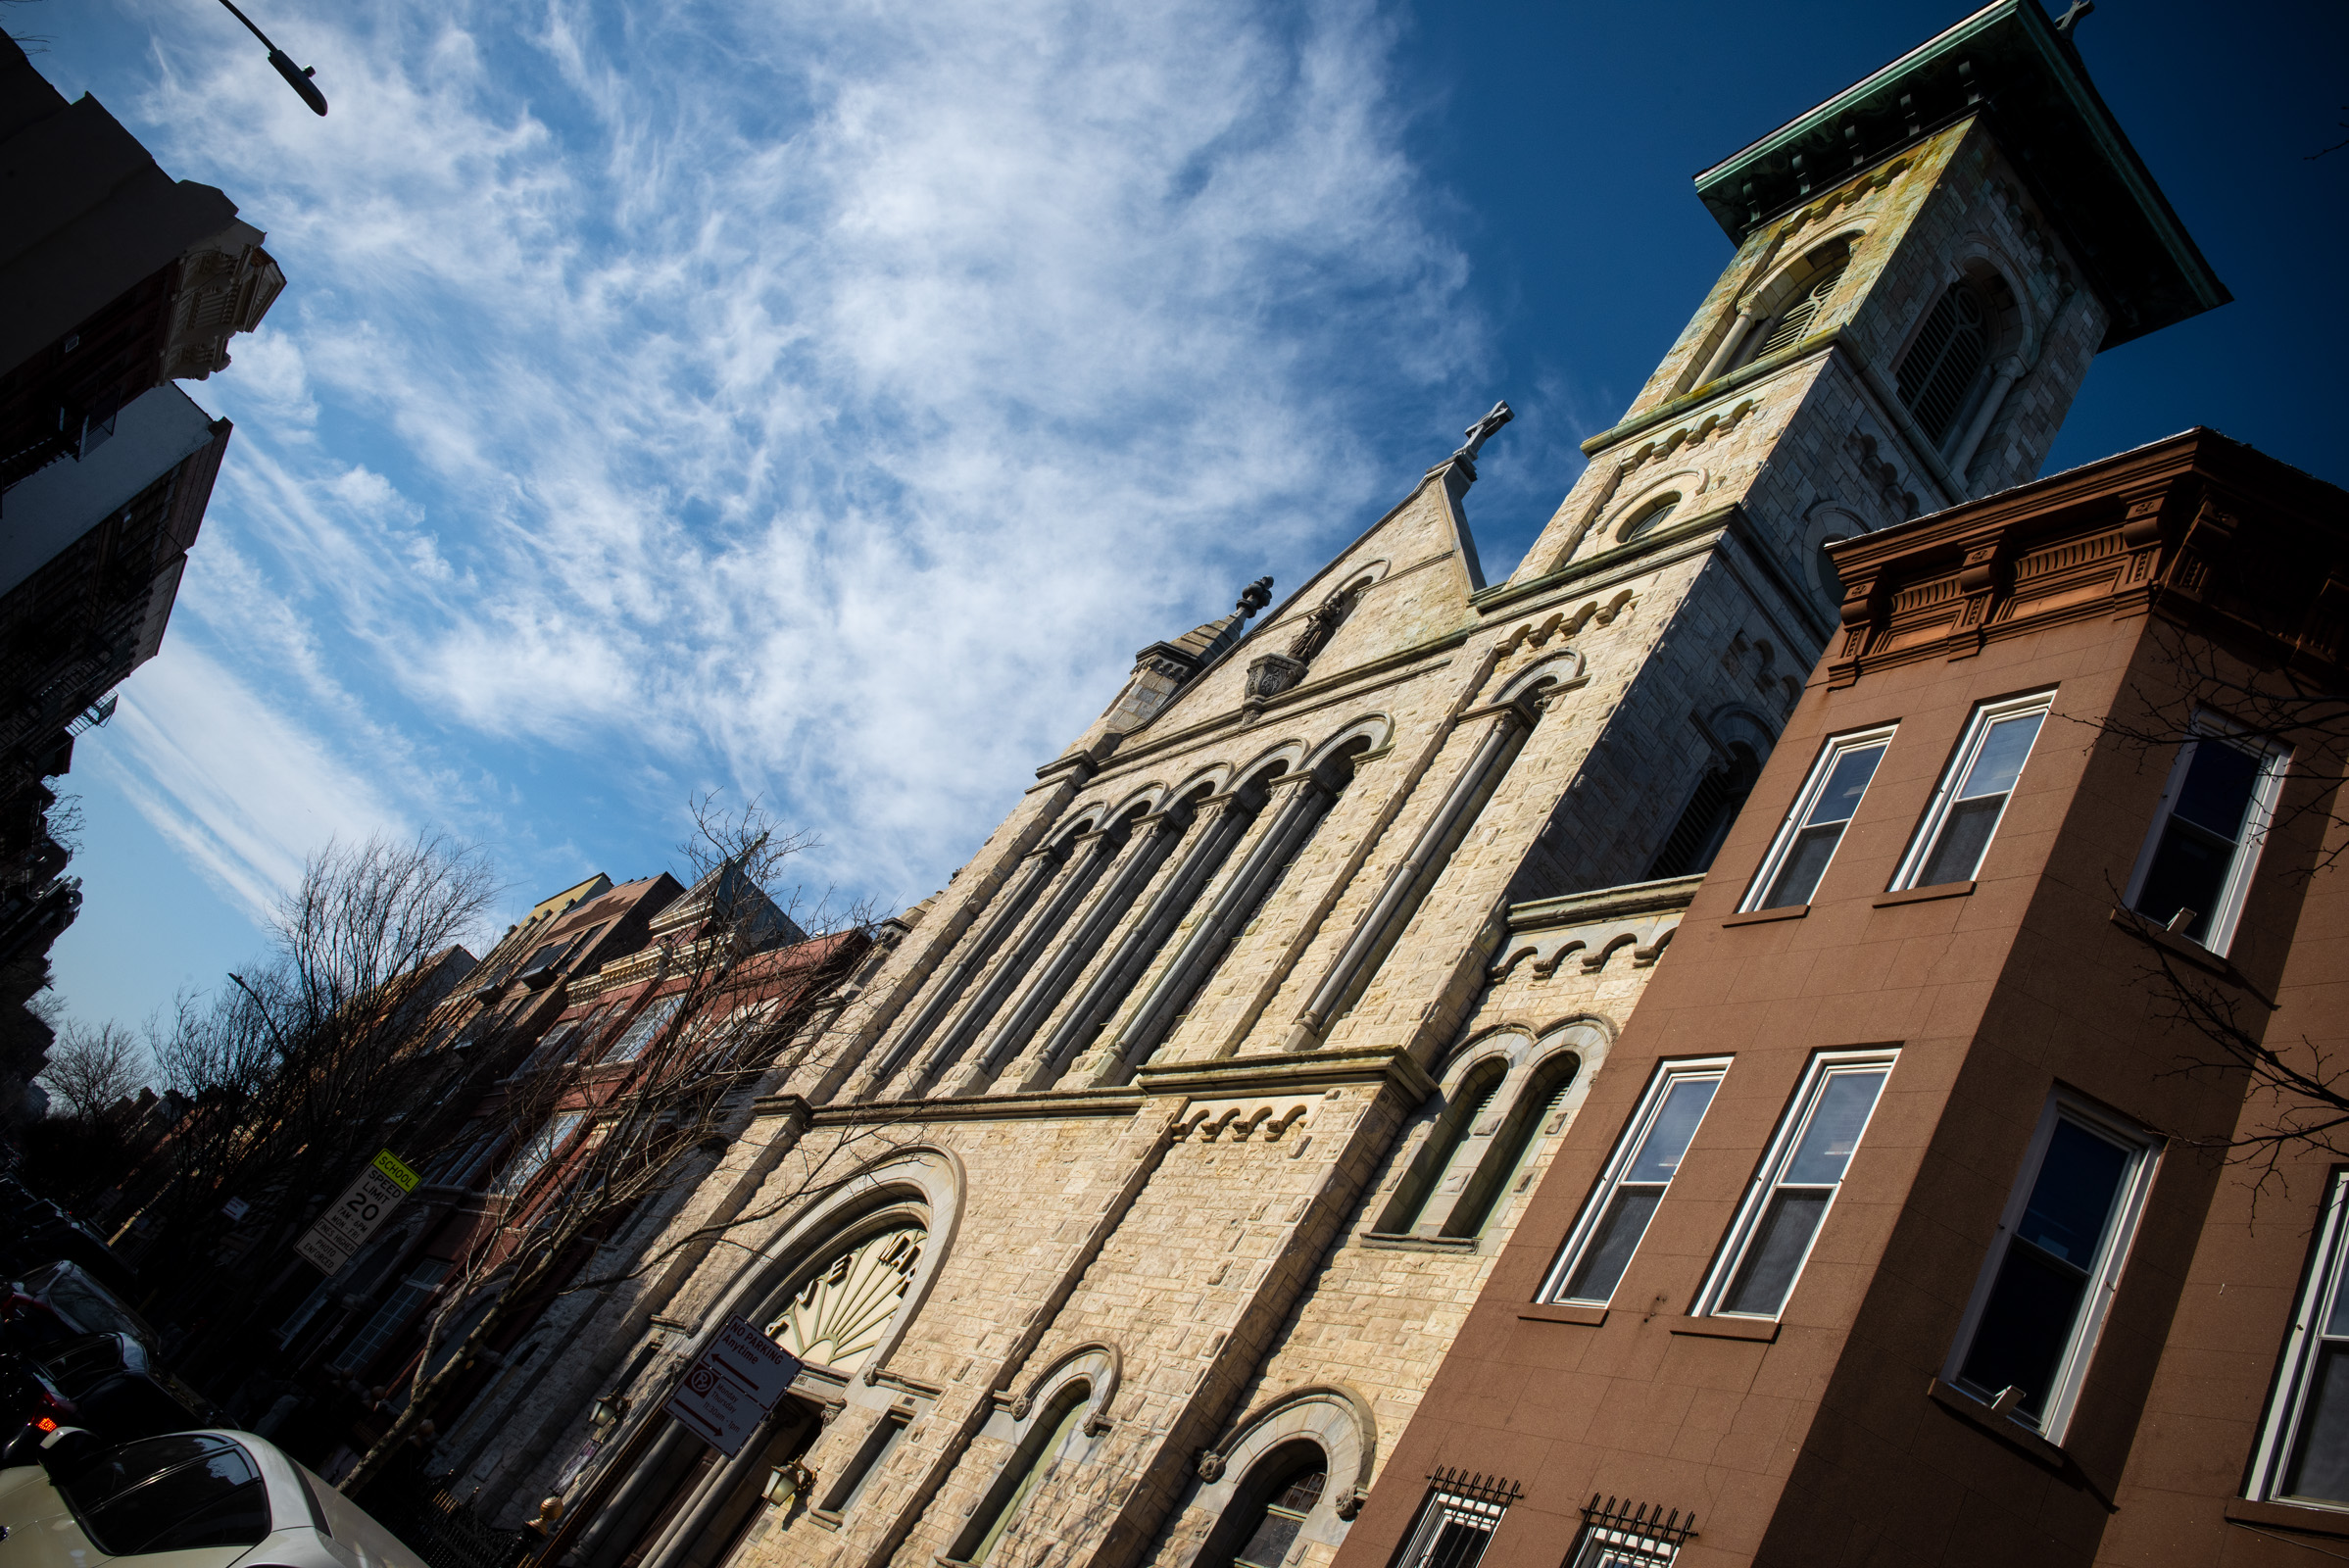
xmin=1946 ymin=537 xmax=2006 ymax=659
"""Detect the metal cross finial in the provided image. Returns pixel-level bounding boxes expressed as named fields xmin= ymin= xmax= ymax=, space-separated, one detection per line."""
xmin=2053 ymin=0 xmax=2094 ymax=36
xmin=1454 ymin=400 xmax=1515 ymax=464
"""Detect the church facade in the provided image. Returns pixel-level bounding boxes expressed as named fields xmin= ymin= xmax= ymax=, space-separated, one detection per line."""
xmin=437 ymin=6 xmax=2226 ymax=1568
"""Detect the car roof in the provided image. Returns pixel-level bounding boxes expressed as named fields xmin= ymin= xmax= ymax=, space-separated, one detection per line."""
xmin=201 ymin=1433 xmax=428 ymax=1568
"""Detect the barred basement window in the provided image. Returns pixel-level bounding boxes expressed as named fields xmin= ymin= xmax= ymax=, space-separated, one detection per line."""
xmin=1749 ymin=251 xmax=1849 ymax=361
xmin=1896 ymin=283 xmax=1989 ymax=447
xmin=1567 ymin=1495 xmax=1697 ymax=1568
xmin=1392 ymin=1470 xmax=1519 ymax=1568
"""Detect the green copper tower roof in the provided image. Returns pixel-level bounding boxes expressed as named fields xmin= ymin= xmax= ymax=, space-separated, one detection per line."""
xmin=1693 ymin=0 xmax=2227 ymax=348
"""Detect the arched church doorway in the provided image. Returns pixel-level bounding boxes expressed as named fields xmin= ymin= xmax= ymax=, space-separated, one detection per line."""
xmin=594 ymin=1218 xmax=930 ymax=1568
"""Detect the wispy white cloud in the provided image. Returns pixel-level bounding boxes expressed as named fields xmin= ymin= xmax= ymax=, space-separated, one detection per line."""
xmin=78 ymin=0 xmax=1493 ymax=921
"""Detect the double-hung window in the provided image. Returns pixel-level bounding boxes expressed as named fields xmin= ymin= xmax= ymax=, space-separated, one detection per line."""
xmin=1393 ymin=1483 xmax=1509 ymax=1568
xmin=2125 ymin=722 xmax=2288 ymax=954
xmin=1893 ymin=694 xmax=2052 ymax=889
xmin=1695 ymin=1052 xmax=1895 ymax=1320
xmin=2248 ymin=1171 xmax=2349 ymax=1509
xmin=1943 ymin=1093 xmax=2159 ymax=1440
xmin=1541 ymin=1059 xmax=1730 ymax=1305
xmin=605 ymin=995 xmax=686 ymax=1064
xmin=1742 ymin=727 xmax=1897 ymax=910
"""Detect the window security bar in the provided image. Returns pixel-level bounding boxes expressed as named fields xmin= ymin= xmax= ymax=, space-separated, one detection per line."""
xmin=1427 ymin=1467 xmax=1523 ymax=1507
xmin=1577 ymin=1494 xmax=1697 ymax=1547
xmin=1569 ymin=1494 xmax=1698 ymax=1567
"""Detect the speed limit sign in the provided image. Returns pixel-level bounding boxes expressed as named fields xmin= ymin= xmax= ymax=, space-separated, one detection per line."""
xmin=295 ymin=1149 xmax=420 ymax=1273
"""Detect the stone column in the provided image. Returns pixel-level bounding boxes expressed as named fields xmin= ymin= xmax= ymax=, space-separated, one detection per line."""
xmin=1946 ymin=354 xmax=2026 ymax=483
xmin=1032 ymin=792 xmax=1255 ymax=1083
xmin=1283 ymin=696 xmax=1539 ymax=1053
xmin=908 ymin=822 xmax=1126 ymax=1091
xmin=865 ymin=840 xmax=1066 ymax=1090
xmin=1695 ymin=300 xmax=1767 ymax=385
xmin=961 ymin=808 xmax=1192 ymax=1089
xmin=1111 ymin=770 xmax=1338 ymax=1069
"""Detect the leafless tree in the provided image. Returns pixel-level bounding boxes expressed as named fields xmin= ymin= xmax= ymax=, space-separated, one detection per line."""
xmin=127 ymin=833 xmax=495 ymax=1370
xmin=37 ymin=1019 xmax=149 ymax=1119
xmin=343 ymin=797 xmax=897 ymax=1494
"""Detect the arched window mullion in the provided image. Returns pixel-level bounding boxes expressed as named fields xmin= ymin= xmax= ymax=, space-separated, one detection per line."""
xmin=1112 ymin=766 xmax=1349 ymax=1071
xmin=1897 ymin=283 xmax=1989 ymax=449
xmin=1442 ymin=1059 xmax=1580 ymax=1239
xmin=909 ymin=822 xmax=1128 ymax=1092
xmin=970 ymin=807 xmax=1193 ymax=1084
xmin=1377 ymin=1062 xmax=1508 ymax=1236
xmin=1027 ymin=789 xmax=1261 ymax=1084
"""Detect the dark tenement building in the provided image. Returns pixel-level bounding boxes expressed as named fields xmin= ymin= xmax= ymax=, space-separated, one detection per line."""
xmin=0 ymin=33 xmax=283 ymax=1120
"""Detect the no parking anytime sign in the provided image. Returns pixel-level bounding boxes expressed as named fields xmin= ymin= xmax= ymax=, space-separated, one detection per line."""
xmin=664 ymin=1314 xmax=802 ymax=1456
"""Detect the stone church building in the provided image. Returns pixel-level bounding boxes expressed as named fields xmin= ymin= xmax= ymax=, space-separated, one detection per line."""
xmin=439 ymin=5 xmax=2226 ymax=1567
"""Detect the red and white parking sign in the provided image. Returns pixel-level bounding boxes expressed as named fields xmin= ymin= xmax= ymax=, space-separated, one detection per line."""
xmin=663 ymin=1314 xmax=802 ymax=1456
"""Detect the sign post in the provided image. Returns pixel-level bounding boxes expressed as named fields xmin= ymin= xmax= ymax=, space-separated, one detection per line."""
xmin=294 ymin=1149 xmax=420 ymax=1274
xmin=662 ymin=1314 xmax=802 ymax=1457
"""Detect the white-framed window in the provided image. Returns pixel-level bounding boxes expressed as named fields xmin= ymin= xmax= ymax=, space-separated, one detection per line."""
xmin=330 ymin=1259 xmax=451 ymax=1374
xmin=2247 ymin=1169 xmax=2349 ymax=1509
xmin=2123 ymin=721 xmax=2289 ymax=955
xmin=1540 ymin=1058 xmax=1731 ymax=1306
xmin=1693 ymin=1051 xmax=1896 ymax=1320
xmin=1740 ymin=726 xmax=1897 ymax=911
xmin=1891 ymin=693 xmax=2053 ymax=889
xmin=1394 ymin=1486 xmax=1507 ymax=1568
xmin=1942 ymin=1093 xmax=2160 ymax=1442
xmin=605 ymin=995 xmax=686 ymax=1063
xmin=488 ymin=1110 xmax=585 ymax=1198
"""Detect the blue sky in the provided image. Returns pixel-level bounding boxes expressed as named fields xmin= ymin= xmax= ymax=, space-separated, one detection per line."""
xmin=27 ymin=0 xmax=2347 ymax=1034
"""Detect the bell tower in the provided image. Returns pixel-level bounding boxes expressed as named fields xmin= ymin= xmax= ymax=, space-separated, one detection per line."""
xmin=1485 ymin=0 xmax=2228 ymax=897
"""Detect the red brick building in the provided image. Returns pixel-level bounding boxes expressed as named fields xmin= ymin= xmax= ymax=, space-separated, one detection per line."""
xmin=1331 ymin=434 xmax=2349 ymax=1567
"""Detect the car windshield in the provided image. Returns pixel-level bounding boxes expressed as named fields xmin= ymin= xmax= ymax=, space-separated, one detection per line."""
xmin=40 ymin=1334 xmax=126 ymax=1386
xmin=24 ymin=1264 xmax=160 ymax=1350
xmin=59 ymin=1434 xmax=269 ymax=1555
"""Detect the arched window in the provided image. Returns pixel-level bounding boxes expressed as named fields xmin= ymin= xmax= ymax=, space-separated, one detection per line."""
xmin=1378 ymin=1060 xmax=1509 ymax=1235
xmin=1214 ymin=1445 xmax=1329 ymax=1568
xmin=957 ymin=1382 xmax=1094 ymax=1566
xmin=1623 ymin=493 xmax=1681 ymax=539
xmin=1748 ymin=248 xmax=1850 ymax=362
xmin=1113 ymin=744 xmax=1368 ymax=1072
xmin=1646 ymin=742 xmax=1762 ymax=880
xmin=1443 ymin=1053 xmax=1580 ymax=1238
xmin=1897 ymin=283 xmax=1989 ymax=447
xmin=764 ymin=1223 xmax=926 ymax=1376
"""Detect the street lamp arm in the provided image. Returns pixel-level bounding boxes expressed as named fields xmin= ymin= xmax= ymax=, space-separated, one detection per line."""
xmin=208 ymin=0 xmax=329 ymax=115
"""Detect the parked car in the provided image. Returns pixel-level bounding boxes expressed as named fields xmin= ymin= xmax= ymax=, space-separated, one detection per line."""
xmin=0 ymin=1427 xmax=426 ymax=1568
xmin=0 ymin=1263 xmax=159 ymax=1356
xmin=0 ymin=1184 xmax=137 ymax=1298
xmin=0 ymin=1335 xmax=219 ymax=1447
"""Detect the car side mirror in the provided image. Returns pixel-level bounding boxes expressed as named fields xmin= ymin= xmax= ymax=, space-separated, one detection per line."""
xmin=35 ymin=1426 xmax=100 ymax=1481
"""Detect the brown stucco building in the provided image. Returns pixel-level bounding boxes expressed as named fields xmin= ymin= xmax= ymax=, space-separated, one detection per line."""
xmin=1329 ymin=431 xmax=2349 ymax=1567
